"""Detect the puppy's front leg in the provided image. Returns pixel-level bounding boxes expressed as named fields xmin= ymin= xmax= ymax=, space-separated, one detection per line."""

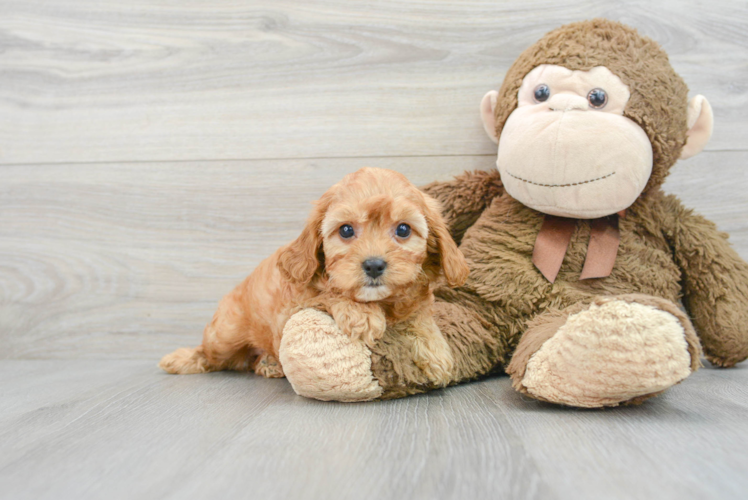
xmin=408 ymin=312 xmax=455 ymax=387
xmin=330 ymin=299 xmax=387 ymax=348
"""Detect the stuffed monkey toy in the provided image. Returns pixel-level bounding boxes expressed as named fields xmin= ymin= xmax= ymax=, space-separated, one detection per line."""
xmin=279 ymin=19 xmax=748 ymax=407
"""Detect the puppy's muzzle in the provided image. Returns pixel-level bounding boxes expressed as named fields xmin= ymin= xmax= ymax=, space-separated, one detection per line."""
xmin=362 ymin=258 xmax=387 ymax=279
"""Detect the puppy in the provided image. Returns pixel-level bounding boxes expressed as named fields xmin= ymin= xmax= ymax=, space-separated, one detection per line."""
xmin=159 ymin=167 xmax=469 ymax=385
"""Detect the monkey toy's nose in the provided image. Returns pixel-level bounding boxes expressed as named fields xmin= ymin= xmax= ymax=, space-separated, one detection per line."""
xmin=548 ymin=94 xmax=588 ymax=112
xmin=362 ymin=258 xmax=387 ymax=279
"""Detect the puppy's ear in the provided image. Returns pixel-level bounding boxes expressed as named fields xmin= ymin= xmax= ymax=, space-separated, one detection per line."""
xmin=423 ymin=195 xmax=470 ymax=287
xmin=277 ymin=194 xmax=330 ymax=284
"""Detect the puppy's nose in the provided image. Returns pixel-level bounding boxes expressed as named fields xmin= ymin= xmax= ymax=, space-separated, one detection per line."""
xmin=362 ymin=258 xmax=387 ymax=279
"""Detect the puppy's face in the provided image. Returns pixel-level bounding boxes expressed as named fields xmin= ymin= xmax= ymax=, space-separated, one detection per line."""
xmin=321 ymin=188 xmax=429 ymax=301
xmin=277 ymin=168 xmax=469 ymax=301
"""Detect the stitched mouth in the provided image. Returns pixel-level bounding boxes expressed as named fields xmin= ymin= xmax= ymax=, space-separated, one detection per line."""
xmin=506 ymin=170 xmax=616 ymax=187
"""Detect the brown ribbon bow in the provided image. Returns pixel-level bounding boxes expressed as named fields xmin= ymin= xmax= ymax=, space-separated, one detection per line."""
xmin=532 ymin=213 xmax=623 ymax=283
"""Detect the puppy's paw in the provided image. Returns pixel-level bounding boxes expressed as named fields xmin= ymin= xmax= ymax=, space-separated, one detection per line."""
xmin=412 ymin=333 xmax=454 ymax=387
xmin=253 ymin=353 xmax=285 ymax=378
xmin=159 ymin=347 xmax=211 ymax=374
xmin=357 ymin=310 xmax=387 ymax=347
xmin=332 ymin=302 xmax=387 ymax=348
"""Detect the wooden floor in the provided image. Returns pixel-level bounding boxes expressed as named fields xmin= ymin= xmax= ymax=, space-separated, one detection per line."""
xmin=1 ymin=1 xmax=747 ymax=499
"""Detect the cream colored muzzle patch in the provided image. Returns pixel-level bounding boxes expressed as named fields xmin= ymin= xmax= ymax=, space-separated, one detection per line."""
xmin=497 ymin=108 xmax=652 ymax=218
xmin=521 ymin=300 xmax=692 ymax=408
xmin=487 ymin=64 xmax=654 ymax=219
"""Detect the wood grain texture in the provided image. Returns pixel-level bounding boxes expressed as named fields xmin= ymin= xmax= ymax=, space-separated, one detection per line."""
xmin=1 ymin=0 xmax=747 ymax=164
xmin=0 ymin=360 xmax=746 ymax=500
xmin=0 ymin=156 xmax=491 ymax=359
xmin=1 ymin=2 xmax=748 ymax=499
xmin=1 ymin=152 xmax=746 ymax=360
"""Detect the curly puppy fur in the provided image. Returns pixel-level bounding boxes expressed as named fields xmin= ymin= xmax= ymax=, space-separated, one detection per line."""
xmin=159 ymin=167 xmax=468 ymax=385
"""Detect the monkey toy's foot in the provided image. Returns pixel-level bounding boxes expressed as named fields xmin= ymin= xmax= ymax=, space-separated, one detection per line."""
xmin=279 ymin=309 xmax=383 ymax=402
xmin=507 ymin=295 xmax=702 ymax=408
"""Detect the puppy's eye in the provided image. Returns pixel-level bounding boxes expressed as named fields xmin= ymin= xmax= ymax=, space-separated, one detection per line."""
xmin=395 ymin=223 xmax=411 ymax=238
xmin=534 ymin=84 xmax=550 ymax=103
xmin=339 ymin=224 xmax=355 ymax=239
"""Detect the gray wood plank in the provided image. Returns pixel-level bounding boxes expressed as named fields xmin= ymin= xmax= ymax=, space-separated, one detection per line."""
xmin=484 ymin=364 xmax=748 ymax=500
xmin=1 ymin=0 xmax=746 ymax=164
xmin=0 ymin=360 xmax=746 ymax=500
xmin=1 ymin=3 xmax=747 ymax=500
xmin=1 ymin=152 xmax=746 ymax=359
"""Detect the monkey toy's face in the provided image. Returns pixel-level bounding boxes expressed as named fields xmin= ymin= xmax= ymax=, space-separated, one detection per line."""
xmin=481 ymin=64 xmax=712 ymax=219
xmin=495 ymin=65 xmax=651 ymax=219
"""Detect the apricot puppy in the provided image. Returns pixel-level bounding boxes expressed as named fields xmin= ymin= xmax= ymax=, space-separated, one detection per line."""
xmin=159 ymin=167 xmax=469 ymax=386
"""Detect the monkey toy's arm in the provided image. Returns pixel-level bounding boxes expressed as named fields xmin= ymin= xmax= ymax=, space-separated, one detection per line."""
xmin=661 ymin=194 xmax=748 ymax=367
xmin=421 ymin=169 xmax=504 ymax=245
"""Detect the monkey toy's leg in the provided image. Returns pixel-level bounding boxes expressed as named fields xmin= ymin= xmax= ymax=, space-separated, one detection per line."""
xmin=380 ymin=308 xmax=455 ymax=388
xmin=280 ymin=309 xmax=384 ymax=402
xmin=280 ymin=290 xmax=507 ymax=401
xmin=506 ymin=294 xmax=702 ymax=408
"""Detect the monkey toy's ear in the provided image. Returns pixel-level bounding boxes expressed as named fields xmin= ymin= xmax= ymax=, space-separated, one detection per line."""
xmin=680 ymin=95 xmax=713 ymax=160
xmin=480 ymin=90 xmax=500 ymax=144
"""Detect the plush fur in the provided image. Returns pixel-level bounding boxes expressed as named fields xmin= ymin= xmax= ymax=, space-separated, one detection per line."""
xmin=492 ymin=19 xmax=689 ymax=196
xmin=159 ymin=167 xmax=468 ymax=385
xmin=279 ymin=19 xmax=748 ymax=407
xmin=281 ymin=309 xmax=384 ymax=402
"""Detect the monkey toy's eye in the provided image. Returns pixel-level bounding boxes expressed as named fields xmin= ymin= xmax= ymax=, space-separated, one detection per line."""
xmin=395 ymin=223 xmax=411 ymax=238
xmin=534 ymin=84 xmax=551 ymax=103
xmin=339 ymin=224 xmax=355 ymax=239
xmin=587 ymin=88 xmax=608 ymax=109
